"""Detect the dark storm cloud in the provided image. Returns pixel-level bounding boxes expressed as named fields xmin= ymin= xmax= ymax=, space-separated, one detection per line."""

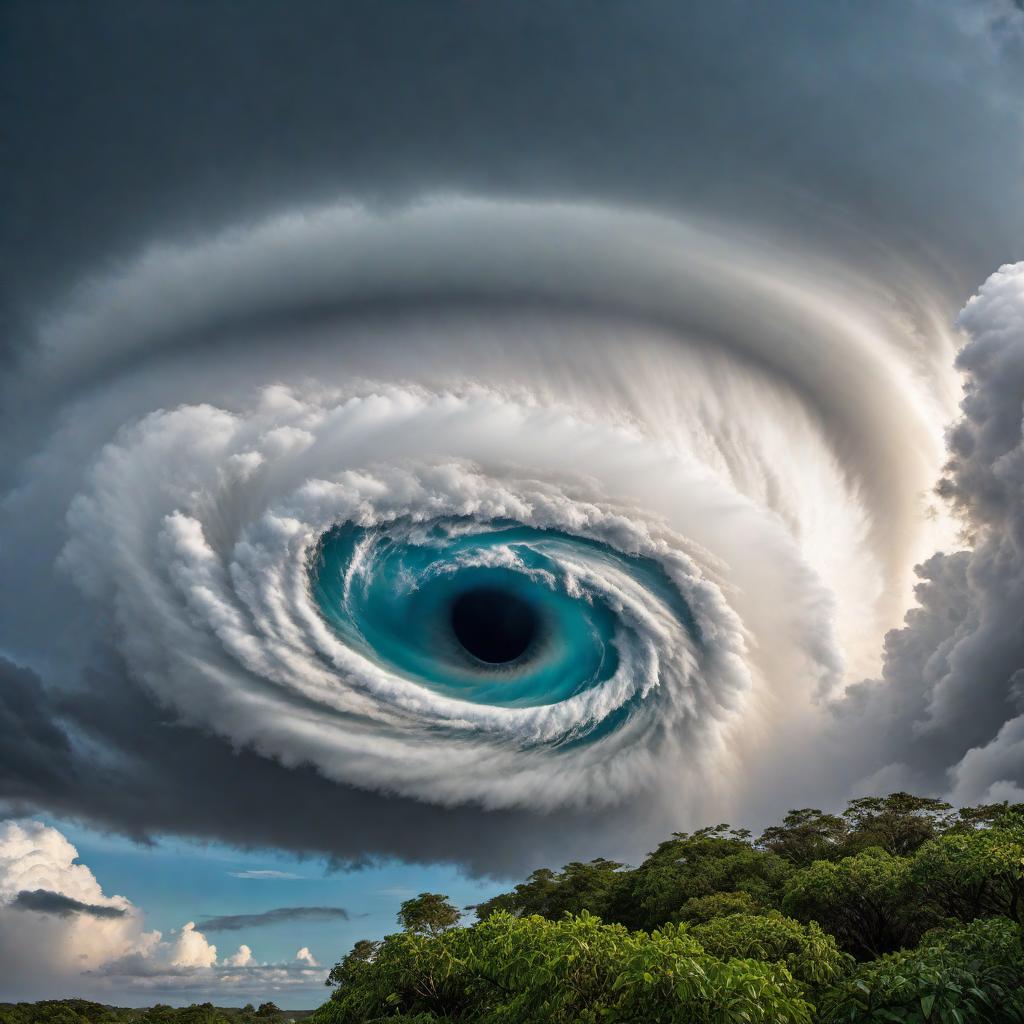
xmin=199 ymin=907 xmax=348 ymax=932
xmin=0 ymin=657 xmax=73 ymax=797
xmin=2 ymin=0 xmax=1023 ymax=371
xmin=11 ymin=889 xmax=127 ymax=920
xmin=0 ymin=656 xmax=641 ymax=876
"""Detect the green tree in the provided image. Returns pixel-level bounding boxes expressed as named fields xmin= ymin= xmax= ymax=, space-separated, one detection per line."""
xmin=818 ymin=918 xmax=1024 ymax=1024
xmin=398 ymin=892 xmax=462 ymax=935
xmin=911 ymin=812 xmax=1024 ymax=924
xmin=0 ymin=1001 xmax=128 ymax=1024
xmin=326 ymin=937 xmax=381 ymax=987
xmin=842 ymin=793 xmax=954 ymax=857
xmin=474 ymin=866 xmax=559 ymax=920
xmin=311 ymin=911 xmax=813 ymax=1024
xmin=783 ymin=847 xmax=927 ymax=958
xmin=689 ymin=910 xmax=852 ymax=990
xmin=610 ymin=825 xmax=793 ymax=931
xmin=675 ymin=889 xmax=764 ymax=923
xmin=948 ymin=800 xmax=1024 ymax=832
xmin=759 ymin=808 xmax=849 ymax=866
xmin=475 ymin=858 xmax=624 ymax=922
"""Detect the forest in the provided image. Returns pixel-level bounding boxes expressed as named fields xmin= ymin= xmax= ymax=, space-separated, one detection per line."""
xmin=313 ymin=793 xmax=1024 ymax=1024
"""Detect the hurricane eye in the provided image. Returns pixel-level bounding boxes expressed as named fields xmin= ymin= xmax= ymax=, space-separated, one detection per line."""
xmin=308 ymin=517 xmax=705 ymax=718
xmin=450 ymin=586 xmax=539 ymax=665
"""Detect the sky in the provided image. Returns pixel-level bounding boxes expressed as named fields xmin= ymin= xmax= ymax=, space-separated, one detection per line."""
xmin=1 ymin=0 xmax=1023 ymax=1008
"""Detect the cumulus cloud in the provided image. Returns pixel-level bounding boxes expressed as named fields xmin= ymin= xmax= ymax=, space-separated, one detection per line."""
xmin=224 ymin=944 xmax=254 ymax=967
xmin=0 ymin=820 xmax=325 ymax=1001
xmin=0 ymin=819 xmax=155 ymax=997
xmin=92 ymin=942 xmax=326 ymax=995
xmin=839 ymin=263 xmax=1024 ymax=804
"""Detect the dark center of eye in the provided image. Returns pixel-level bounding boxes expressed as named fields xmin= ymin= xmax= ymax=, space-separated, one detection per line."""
xmin=450 ymin=587 xmax=538 ymax=664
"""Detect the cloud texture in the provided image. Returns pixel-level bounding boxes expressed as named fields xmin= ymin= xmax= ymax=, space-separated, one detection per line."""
xmin=0 ymin=1 xmax=1022 ymax=884
xmin=840 ymin=264 xmax=1024 ymax=804
xmin=0 ymin=191 xmax=1020 ymax=875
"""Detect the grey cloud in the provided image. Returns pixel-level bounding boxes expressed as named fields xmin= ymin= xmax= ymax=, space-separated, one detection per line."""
xmin=11 ymin=889 xmax=127 ymax=920
xmin=0 ymin=655 xmax=643 ymax=876
xmin=199 ymin=907 xmax=348 ymax=931
xmin=0 ymin=657 xmax=74 ymax=802
xmin=837 ymin=265 xmax=1024 ymax=803
xmin=88 ymin=955 xmax=202 ymax=980
xmin=1 ymin=0 xmax=1022 ymax=375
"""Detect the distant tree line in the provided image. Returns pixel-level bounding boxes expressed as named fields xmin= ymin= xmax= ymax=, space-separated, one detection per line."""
xmin=315 ymin=793 xmax=1024 ymax=1024
xmin=0 ymin=1001 xmax=299 ymax=1024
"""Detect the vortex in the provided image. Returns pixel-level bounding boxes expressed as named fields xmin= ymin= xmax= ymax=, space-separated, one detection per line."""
xmin=8 ymin=197 xmax=963 ymax=821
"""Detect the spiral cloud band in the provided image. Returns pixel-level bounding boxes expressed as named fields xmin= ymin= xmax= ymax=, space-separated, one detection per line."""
xmin=1 ymin=196 xmax=1022 ymax=869
xmin=61 ymin=383 xmax=756 ymax=811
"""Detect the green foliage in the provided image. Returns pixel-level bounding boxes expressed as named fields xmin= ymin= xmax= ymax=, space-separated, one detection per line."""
xmin=327 ymin=939 xmax=382 ymax=988
xmin=817 ymin=919 xmax=1024 ymax=1024
xmin=688 ymin=911 xmax=852 ymax=990
xmin=910 ymin=813 xmax=1024 ymax=925
xmin=947 ymin=802 xmax=1024 ymax=833
xmin=783 ymin=847 xmax=930 ymax=958
xmin=0 ymin=1004 xmax=300 ymax=1024
xmin=609 ymin=825 xmax=794 ymax=931
xmin=923 ymin=913 xmax=1023 ymax=960
xmin=675 ymin=890 xmax=765 ymax=923
xmin=841 ymin=794 xmax=955 ymax=858
xmin=0 ymin=1002 xmax=127 ymax=1024
xmin=312 ymin=911 xmax=813 ymax=1024
xmin=398 ymin=893 xmax=462 ymax=936
xmin=473 ymin=858 xmax=624 ymax=923
xmin=759 ymin=809 xmax=851 ymax=867
xmin=474 ymin=796 xmax=1018 ymax=943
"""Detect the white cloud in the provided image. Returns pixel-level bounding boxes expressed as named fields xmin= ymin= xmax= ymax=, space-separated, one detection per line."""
xmin=294 ymin=947 xmax=318 ymax=967
xmin=223 ymin=944 xmax=253 ymax=967
xmin=167 ymin=922 xmax=218 ymax=969
xmin=0 ymin=820 xmax=155 ymax=994
xmin=0 ymin=820 xmax=325 ymax=1001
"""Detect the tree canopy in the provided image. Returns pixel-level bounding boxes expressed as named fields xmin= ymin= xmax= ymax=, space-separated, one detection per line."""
xmin=315 ymin=794 xmax=1024 ymax=1024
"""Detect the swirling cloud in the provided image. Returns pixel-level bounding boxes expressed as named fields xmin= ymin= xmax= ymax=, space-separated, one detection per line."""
xmin=3 ymin=193 xmax=1019 ymax=874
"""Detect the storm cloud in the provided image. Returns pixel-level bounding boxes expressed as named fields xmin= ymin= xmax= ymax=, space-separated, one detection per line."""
xmin=0 ymin=0 xmax=1022 ymax=877
xmin=838 ymin=263 xmax=1024 ymax=804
